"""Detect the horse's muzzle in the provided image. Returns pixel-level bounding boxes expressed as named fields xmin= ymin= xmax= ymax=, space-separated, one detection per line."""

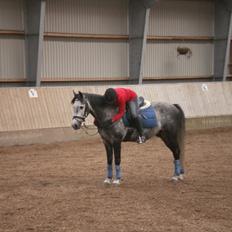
xmin=72 ymin=118 xmax=81 ymax=130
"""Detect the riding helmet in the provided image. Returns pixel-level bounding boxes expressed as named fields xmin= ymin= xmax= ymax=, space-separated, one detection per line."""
xmin=104 ymin=88 xmax=117 ymax=105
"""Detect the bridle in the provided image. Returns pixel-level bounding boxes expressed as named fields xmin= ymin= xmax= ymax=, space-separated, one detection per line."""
xmin=72 ymin=93 xmax=117 ymax=130
xmin=72 ymin=115 xmax=86 ymax=122
xmin=72 ymin=97 xmax=99 ymax=136
xmin=72 ymin=98 xmax=90 ymax=124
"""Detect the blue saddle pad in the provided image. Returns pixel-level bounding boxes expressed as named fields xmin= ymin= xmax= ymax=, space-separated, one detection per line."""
xmin=122 ymin=105 xmax=158 ymax=128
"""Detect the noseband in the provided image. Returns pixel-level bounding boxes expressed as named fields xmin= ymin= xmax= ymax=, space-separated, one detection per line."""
xmin=72 ymin=115 xmax=86 ymax=122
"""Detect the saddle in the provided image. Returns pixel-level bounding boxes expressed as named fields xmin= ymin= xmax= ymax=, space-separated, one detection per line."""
xmin=123 ymin=97 xmax=158 ymax=128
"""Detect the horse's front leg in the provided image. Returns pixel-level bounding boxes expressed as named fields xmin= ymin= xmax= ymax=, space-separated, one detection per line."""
xmin=104 ymin=142 xmax=113 ymax=184
xmin=113 ymin=142 xmax=122 ymax=185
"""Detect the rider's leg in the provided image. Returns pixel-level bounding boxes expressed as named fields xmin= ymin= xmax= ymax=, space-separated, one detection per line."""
xmin=128 ymin=99 xmax=145 ymax=143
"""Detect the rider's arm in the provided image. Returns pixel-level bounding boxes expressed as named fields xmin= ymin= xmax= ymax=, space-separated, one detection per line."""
xmin=112 ymin=98 xmax=126 ymax=122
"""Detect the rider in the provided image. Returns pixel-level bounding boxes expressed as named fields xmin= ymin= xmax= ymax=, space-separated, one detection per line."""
xmin=103 ymin=87 xmax=146 ymax=144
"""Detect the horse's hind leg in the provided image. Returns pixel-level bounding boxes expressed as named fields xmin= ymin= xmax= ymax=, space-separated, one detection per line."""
xmin=159 ymin=130 xmax=184 ymax=180
xmin=113 ymin=142 xmax=122 ymax=184
xmin=104 ymin=142 xmax=113 ymax=184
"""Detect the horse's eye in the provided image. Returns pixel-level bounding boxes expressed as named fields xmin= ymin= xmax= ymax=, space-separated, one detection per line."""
xmin=80 ymin=106 xmax=84 ymax=110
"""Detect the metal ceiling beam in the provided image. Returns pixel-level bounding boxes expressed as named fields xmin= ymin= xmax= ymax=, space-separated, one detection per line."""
xmin=24 ymin=0 xmax=46 ymax=86
xmin=129 ymin=0 xmax=156 ymax=84
xmin=214 ymin=0 xmax=232 ymax=81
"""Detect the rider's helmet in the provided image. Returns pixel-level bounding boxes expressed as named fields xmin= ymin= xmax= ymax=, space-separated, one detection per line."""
xmin=104 ymin=88 xmax=117 ymax=105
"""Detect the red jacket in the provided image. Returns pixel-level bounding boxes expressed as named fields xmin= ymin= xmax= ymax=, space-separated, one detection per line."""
xmin=112 ymin=88 xmax=137 ymax=122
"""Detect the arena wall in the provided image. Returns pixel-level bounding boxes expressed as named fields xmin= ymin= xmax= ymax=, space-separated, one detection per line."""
xmin=0 ymin=0 xmax=216 ymax=85
xmin=0 ymin=82 xmax=232 ymax=146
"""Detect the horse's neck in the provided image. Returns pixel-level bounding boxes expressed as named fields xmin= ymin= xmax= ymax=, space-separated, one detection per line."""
xmin=86 ymin=93 xmax=109 ymax=121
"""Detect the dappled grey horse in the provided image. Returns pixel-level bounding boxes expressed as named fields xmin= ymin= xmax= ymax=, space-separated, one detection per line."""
xmin=71 ymin=91 xmax=185 ymax=185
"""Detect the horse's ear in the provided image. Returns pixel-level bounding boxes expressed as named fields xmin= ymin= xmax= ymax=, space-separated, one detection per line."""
xmin=78 ymin=91 xmax=84 ymax=100
xmin=71 ymin=90 xmax=76 ymax=104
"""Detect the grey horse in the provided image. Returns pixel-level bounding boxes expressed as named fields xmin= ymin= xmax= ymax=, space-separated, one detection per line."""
xmin=71 ymin=91 xmax=185 ymax=185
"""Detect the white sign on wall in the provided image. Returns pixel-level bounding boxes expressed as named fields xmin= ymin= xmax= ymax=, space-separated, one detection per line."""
xmin=28 ymin=89 xmax=38 ymax=98
xmin=201 ymin=84 xmax=209 ymax=92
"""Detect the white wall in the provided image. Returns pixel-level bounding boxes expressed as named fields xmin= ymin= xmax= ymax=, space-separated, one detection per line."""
xmin=0 ymin=82 xmax=231 ymax=132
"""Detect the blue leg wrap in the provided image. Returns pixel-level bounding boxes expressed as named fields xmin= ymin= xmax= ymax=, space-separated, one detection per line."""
xmin=107 ymin=164 xmax=113 ymax=179
xmin=174 ymin=160 xmax=181 ymax=176
xmin=115 ymin=165 xmax=121 ymax=180
xmin=180 ymin=168 xmax=184 ymax=174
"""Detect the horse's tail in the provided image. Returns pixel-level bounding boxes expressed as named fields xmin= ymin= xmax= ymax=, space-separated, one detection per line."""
xmin=174 ymin=104 xmax=185 ymax=173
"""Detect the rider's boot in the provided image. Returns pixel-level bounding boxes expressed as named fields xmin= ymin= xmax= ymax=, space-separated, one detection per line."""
xmin=134 ymin=117 xmax=146 ymax=144
xmin=137 ymin=135 xmax=146 ymax=144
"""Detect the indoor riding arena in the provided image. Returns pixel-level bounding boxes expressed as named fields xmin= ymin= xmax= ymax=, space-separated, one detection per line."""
xmin=1 ymin=1 xmax=232 ymax=232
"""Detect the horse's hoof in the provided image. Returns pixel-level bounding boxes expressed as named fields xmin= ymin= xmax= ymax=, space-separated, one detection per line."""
xmin=112 ymin=179 xmax=121 ymax=185
xmin=171 ymin=175 xmax=184 ymax=182
xmin=171 ymin=176 xmax=179 ymax=181
xmin=104 ymin=178 xmax=112 ymax=185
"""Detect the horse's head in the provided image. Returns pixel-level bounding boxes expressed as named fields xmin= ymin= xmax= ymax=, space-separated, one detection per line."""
xmin=71 ymin=91 xmax=89 ymax=130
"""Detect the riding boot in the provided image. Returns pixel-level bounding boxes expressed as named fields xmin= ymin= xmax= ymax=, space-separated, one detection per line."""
xmin=134 ymin=117 xmax=146 ymax=143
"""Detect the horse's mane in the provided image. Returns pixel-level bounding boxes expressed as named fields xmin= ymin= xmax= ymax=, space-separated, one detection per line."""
xmin=71 ymin=92 xmax=105 ymax=107
xmin=84 ymin=93 xmax=105 ymax=106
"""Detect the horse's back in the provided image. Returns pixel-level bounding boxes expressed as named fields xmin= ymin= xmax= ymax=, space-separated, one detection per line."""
xmin=152 ymin=102 xmax=185 ymax=129
xmin=152 ymin=101 xmax=180 ymax=116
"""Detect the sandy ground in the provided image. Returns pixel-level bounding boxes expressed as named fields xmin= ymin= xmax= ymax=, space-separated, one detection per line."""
xmin=0 ymin=128 xmax=232 ymax=232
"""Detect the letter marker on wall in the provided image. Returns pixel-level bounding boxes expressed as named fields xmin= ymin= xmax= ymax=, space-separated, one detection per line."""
xmin=28 ymin=89 xmax=38 ymax=98
xmin=201 ymin=84 xmax=209 ymax=92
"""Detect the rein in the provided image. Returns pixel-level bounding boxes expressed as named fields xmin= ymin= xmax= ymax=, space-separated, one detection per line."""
xmin=81 ymin=123 xmax=98 ymax=136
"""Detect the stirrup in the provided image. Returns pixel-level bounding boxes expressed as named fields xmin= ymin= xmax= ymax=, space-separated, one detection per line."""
xmin=137 ymin=136 xmax=146 ymax=144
